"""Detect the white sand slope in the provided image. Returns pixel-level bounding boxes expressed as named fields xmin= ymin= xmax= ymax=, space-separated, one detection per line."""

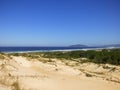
xmin=0 ymin=55 xmax=120 ymax=90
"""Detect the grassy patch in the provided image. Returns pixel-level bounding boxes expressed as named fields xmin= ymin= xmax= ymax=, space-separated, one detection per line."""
xmin=85 ymin=73 xmax=93 ymax=77
xmin=12 ymin=81 xmax=20 ymax=90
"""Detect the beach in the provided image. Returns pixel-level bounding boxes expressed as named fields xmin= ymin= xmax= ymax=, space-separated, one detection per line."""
xmin=0 ymin=52 xmax=120 ymax=90
xmin=1 ymin=0 xmax=120 ymax=89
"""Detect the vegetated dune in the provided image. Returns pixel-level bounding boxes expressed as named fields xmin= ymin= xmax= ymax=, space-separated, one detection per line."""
xmin=0 ymin=53 xmax=120 ymax=90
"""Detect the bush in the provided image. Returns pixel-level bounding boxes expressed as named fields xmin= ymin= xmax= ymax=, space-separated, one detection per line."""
xmin=42 ymin=49 xmax=120 ymax=65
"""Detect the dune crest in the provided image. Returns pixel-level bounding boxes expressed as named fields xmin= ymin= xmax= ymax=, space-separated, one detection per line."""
xmin=0 ymin=54 xmax=120 ymax=90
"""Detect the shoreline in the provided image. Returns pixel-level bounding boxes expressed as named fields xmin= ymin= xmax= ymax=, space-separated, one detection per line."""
xmin=1 ymin=47 xmax=120 ymax=53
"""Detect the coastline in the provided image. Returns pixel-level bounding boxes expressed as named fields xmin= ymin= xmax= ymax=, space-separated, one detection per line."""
xmin=0 ymin=46 xmax=120 ymax=53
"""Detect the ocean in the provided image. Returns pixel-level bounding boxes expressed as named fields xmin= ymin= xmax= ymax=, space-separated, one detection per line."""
xmin=0 ymin=46 xmax=100 ymax=53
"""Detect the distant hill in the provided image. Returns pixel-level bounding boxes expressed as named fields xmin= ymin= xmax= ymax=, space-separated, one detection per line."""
xmin=69 ymin=44 xmax=88 ymax=47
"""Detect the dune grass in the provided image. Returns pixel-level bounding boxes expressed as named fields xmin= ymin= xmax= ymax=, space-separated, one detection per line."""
xmin=7 ymin=49 xmax=120 ymax=65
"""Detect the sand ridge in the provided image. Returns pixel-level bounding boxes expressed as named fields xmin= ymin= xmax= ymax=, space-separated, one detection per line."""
xmin=0 ymin=55 xmax=120 ymax=90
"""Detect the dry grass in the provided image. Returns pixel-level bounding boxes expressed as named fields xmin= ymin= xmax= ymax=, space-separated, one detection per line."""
xmin=0 ymin=54 xmax=5 ymax=59
xmin=85 ymin=73 xmax=93 ymax=77
xmin=12 ymin=81 xmax=20 ymax=90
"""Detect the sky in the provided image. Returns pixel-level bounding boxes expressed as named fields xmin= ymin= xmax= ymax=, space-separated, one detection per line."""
xmin=0 ymin=0 xmax=120 ymax=46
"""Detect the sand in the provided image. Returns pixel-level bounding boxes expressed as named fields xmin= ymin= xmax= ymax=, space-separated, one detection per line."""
xmin=0 ymin=54 xmax=120 ymax=90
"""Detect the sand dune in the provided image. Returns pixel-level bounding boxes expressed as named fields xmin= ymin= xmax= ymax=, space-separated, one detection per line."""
xmin=0 ymin=54 xmax=120 ymax=90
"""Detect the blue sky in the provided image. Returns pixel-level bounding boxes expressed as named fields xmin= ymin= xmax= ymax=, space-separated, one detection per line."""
xmin=0 ymin=0 xmax=120 ymax=46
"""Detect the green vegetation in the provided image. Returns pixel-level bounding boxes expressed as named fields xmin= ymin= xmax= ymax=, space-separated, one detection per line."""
xmin=42 ymin=49 xmax=120 ymax=65
xmin=7 ymin=49 xmax=120 ymax=65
